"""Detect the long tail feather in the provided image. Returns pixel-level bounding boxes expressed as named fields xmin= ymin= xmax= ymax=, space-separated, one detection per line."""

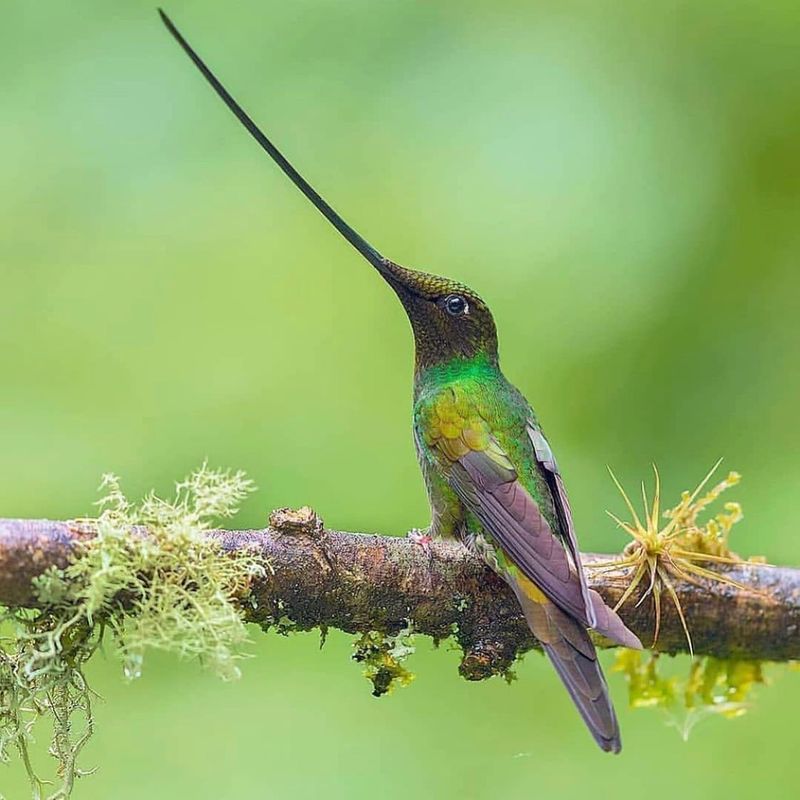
xmin=510 ymin=577 xmax=622 ymax=753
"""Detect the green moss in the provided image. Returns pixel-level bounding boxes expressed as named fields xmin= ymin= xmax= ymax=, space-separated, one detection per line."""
xmin=0 ymin=465 xmax=261 ymax=799
xmin=502 ymin=666 xmax=518 ymax=685
xmin=352 ymin=624 xmax=416 ymax=697
xmin=613 ymin=649 xmax=768 ymax=739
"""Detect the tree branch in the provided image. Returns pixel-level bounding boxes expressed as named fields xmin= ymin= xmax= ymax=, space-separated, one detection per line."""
xmin=1 ymin=509 xmax=797 ymax=678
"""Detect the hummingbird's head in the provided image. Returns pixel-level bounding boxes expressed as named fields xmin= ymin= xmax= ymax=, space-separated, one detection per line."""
xmin=374 ymin=260 xmax=499 ymax=371
xmin=158 ymin=11 xmax=499 ymax=374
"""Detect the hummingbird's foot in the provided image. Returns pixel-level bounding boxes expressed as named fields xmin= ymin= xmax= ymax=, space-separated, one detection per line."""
xmin=407 ymin=528 xmax=433 ymax=554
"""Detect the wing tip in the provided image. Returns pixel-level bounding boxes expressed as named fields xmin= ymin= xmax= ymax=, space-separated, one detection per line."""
xmin=589 ymin=590 xmax=643 ymax=650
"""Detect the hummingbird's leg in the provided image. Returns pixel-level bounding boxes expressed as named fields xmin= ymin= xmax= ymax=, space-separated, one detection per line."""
xmin=407 ymin=528 xmax=438 ymax=593
xmin=407 ymin=528 xmax=434 ymax=554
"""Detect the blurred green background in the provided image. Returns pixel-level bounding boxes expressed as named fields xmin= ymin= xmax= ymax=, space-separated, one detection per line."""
xmin=2 ymin=1 xmax=799 ymax=797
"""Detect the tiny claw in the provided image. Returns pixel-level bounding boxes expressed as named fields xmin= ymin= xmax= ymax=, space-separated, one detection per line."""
xmin=407 ymin=529 xmax=433 ymax=554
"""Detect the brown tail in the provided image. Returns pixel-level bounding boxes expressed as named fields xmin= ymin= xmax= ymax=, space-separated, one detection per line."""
xmin=510 ymin=578 xmax=623 ymax=753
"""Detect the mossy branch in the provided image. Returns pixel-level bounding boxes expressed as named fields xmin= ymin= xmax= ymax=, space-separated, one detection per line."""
xmin=1 ymin=509 xmax=797 ymax=679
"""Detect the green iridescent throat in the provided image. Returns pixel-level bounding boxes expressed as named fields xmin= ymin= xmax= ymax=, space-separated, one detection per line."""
xmin=415 ymin=352 xmax=501 ymax=396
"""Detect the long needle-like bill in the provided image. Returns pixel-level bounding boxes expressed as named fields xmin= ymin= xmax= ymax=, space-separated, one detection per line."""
xmin=158 ymin=8 xmax=387 ymax=270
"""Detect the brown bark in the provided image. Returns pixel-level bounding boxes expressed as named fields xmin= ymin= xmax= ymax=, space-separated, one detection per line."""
xmin=1 ymin=509 xmax=797 ymax=679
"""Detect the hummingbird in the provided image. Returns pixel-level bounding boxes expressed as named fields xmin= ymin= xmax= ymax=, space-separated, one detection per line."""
xmin=159 ymin=10 xmax=642 ymax=752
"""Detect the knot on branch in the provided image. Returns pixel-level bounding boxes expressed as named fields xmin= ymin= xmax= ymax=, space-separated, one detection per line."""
xmin=269 ymin=506 xmax=324 ymax=538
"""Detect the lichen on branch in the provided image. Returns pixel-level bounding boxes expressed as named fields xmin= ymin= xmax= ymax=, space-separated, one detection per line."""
xmin=1 ymin=466 xmax=262 ymax=800
xmin=613 ymin=649 xmax=768 ymax=740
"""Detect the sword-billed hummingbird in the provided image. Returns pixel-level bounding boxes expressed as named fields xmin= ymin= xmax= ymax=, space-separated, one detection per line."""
xmin=159 ymin=9 xmax=642 ymax=752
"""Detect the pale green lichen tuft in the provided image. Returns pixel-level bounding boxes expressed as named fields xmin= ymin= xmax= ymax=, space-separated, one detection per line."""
xmin=0 ymin=465 xmax=261 ymax=799
xmin=352 ymin=623 xmax=416 ymax=697
xmin=613 ymin=649 xmax=766 ymax=739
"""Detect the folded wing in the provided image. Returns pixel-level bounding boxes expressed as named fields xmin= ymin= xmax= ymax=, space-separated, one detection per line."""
xmin=449 ymin=445 xmax=591 ymax=624
xmin=448 ymin=438 xmax=642 ymax=650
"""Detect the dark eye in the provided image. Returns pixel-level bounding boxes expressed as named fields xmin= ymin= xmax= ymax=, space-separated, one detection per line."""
xmin=443 ymin=294 xmax=468 ymax=316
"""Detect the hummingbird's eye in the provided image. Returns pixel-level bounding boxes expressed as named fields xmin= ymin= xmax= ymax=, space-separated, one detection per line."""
xmin=443 ymin=294 xmax=468 ymax=316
